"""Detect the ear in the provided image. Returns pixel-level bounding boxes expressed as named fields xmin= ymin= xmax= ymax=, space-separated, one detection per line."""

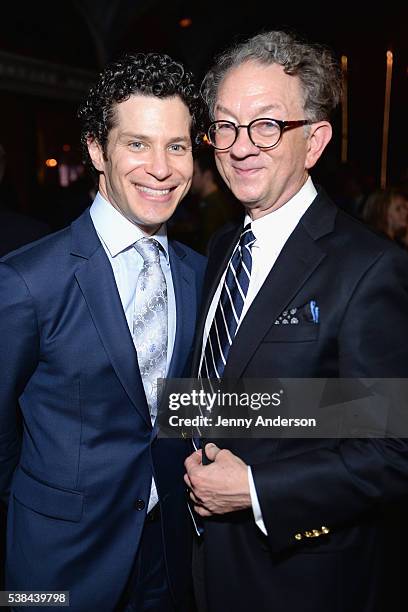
xmin=305 ymin=121 xmax=332 ymax=170
xmin=87 ymin=137 xmax=105 ymax=173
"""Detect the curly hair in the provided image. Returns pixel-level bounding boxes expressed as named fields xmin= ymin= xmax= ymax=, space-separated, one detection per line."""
xmin=77 ymin=52 xmax=204 ymax=174
xmin=201 ymin=30 xmax=342 ymax=123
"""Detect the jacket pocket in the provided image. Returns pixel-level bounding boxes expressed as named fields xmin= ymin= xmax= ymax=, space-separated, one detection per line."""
xmin=263 ymin=323 xmax=319 ymax=342
xmin=12 ymin=467 xmax=83 ymax=522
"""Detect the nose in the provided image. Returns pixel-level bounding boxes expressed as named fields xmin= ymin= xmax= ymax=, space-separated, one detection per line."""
xmin=145 ymin=149 xmax=171 ymax=180
xmin=229 ymin=126 xmax=259 ymax=158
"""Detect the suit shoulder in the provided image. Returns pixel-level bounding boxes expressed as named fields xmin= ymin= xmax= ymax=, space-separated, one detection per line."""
xmin=333 ymin=207 xmax=407 ymax=262
xmin=0 ymin=226 xmax=71 ymax=274
xmin=207 ymin=221 xmax=240 ymax=252
xmin=171 ymin=240 xmax=207 ymax=271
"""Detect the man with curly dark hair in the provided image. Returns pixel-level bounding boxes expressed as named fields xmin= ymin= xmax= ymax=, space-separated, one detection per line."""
xmin=0 ymin=52 xmax=206 ymax=611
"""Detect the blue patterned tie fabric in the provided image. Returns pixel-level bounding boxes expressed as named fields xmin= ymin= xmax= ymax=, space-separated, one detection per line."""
xmin=200 ymin=224 xmax=256 ymax=380
xmin=133 ymin=238 xmax=168 ymax=421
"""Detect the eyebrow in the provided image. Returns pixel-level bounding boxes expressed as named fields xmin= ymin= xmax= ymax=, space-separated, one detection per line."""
xmin=120 ymin=132 xmax=191 ymax=143
xmin=168 ymin=136 xmax=192 ymax=144
xmin=215 ymin=103 xmax=283 ymax=119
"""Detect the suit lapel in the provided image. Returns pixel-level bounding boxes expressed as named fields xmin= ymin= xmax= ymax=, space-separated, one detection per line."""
xmin=224 ymin=222 xmax=326 ymax=378
xmin=71 ymin=211 xmax=151 ymax=426
xmin=167 ymin=241 xmax=197 ymax=378
xmin=201 ymin=189 xmax=338 ymax=379
xmin=152 ymin=241 xmax=198 ymax=437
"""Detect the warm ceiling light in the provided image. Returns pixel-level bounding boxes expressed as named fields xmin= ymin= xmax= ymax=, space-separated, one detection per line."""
xmin=179 ymin=17 xmax=192 ymax=28
xmin=45 ymin=158 xmax=58 ymax=167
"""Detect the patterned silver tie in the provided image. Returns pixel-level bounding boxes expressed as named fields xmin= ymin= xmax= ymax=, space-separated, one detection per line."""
xmin=133 ymin=238 xmax=168 ymax=422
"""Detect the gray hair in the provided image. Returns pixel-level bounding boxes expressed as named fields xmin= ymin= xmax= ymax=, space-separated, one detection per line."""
xmin=201 ymin=30 xmax=342 ymax=122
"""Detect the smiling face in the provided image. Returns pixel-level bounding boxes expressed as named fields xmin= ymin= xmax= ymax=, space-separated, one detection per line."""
xmin=87 ymin=94 xmax=193 ymax=234
xmin=213 ymin=61 xmax=332 ymax=219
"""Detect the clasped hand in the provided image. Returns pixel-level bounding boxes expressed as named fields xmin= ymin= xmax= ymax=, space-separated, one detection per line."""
xmin=184 ymin=443 xmax=251 ymax=516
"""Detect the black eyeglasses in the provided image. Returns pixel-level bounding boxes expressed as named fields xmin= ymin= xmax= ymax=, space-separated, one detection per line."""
xmin=206 ymin=118 xmax=312 ymax=150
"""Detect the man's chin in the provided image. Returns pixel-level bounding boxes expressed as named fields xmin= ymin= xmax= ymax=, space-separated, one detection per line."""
xmin=128 ymin=218 xmax=163 ymax=235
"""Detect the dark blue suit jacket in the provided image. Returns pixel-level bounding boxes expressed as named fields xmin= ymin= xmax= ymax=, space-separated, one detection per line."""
xmin=192 ymin=188 xmax=408 ymax=612
xmin=0 ymin=209 xmax=206 ymax=611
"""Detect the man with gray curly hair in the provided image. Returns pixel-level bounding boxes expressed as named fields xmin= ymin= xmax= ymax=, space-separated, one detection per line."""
xmin=185 ymin=30 xmax=408 ymax=612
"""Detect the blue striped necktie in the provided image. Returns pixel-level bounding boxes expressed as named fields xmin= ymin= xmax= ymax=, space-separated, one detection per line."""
xmin=200 ymin=224 xmax=256 ymax=380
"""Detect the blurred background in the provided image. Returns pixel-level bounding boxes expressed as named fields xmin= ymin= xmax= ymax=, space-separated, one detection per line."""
xmin=0 ymin=0 xmax=407 ymax=231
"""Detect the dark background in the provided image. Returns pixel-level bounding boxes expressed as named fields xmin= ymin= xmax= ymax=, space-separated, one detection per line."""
xmin=0 ymin=1 xmax=407 ymax=226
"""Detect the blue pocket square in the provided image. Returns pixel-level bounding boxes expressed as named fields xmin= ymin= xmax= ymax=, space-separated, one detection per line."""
xmin=274 ymin=300 xmax=319 ymax=325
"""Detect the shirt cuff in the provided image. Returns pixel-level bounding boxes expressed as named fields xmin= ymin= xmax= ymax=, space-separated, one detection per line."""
xmin=248 ymin=465 xmax=268 ymax=536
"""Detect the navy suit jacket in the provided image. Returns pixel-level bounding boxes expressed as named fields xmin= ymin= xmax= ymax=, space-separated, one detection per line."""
xmin=192 ymin=187 xmax=408 ymax=612
xmin=0 ymin=209 xmax=206 ymax=611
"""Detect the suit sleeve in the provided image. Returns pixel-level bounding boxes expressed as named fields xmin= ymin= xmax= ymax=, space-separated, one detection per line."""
xmin=252 ymin=247 xmax=408 ymax=553
xmin=0 ymin=262 xmax=39 ymax=503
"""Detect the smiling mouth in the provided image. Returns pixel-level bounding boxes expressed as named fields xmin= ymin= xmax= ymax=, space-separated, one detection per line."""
xmin=233 ymin=167 xmax=261 ymax=175
xmin=135 ymin=185 xmax=174 ymax=196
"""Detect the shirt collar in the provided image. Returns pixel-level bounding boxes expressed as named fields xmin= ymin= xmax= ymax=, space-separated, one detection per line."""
xmin=90 ymin=191 xmax=169 ymax=260
xmin=244 ymin=177 xmax=317 ymax=245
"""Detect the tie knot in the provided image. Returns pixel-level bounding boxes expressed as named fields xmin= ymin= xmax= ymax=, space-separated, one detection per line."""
xmin=134 ymin=237 xmax=161 ymax=264
xmin=239 ymin=224 xmax=255 ymax=249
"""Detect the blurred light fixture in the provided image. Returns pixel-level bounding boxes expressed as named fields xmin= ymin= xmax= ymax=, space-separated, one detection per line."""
xmin=381 ymin=50 xmax=393 ymax=188
xmin=62 ymin=144 xmax=71 ymax=152
xmin=340 ymin=55 xmax=348 ymax=163
xmin=45 ymin=158 xmax=58 ymax=167
xmin=179 ymin=17 xmax=192 ymax=28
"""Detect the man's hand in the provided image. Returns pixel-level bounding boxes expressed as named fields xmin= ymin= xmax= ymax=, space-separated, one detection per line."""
xmin=184 ymin=443 xmax=251 ymax=516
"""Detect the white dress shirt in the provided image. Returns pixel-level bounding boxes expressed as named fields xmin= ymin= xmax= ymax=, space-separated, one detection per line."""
xmin=90 ymin=192 xmax=177 ymax=512
xmin=201 ymin=177 xmax=318 ymax=534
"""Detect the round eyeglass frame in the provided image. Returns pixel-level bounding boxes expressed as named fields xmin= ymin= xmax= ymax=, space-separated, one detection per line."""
xmin=206 ymin=118 xmax=312 ymax=150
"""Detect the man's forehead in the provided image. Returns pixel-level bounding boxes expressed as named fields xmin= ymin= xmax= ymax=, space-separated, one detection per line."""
xmin=215 ymin=63 xmax=303 ymax=112
xmin=113 ymin=94 xmax=192 ymax=125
